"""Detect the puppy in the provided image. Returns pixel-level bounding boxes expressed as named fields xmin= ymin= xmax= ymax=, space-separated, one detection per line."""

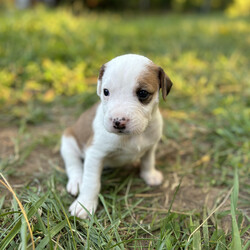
xmin=61 ymin=54 xmax=173 ymax=219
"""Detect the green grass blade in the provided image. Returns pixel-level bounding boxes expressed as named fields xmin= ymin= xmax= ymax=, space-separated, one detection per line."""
xmin=0 ymin=195 xmax=5 ymax=211
xmin=230 ymin=168 xmax=242 ymax=250
xmin=47 ymin=209 xmax=53 ymax=250
xmin=243 ymin=240 xmax=250 ymax=250
xmin=0 ymin=192 xmax=48 ymax=249
xmin=192 ymin=220 xmax=201 ymax=250
xmin=20 ymin=216 xmax=27 ymax=250
xmin=36 ymin=211 xmax=47 ymax=235
xmin=52 ymin=191 xmax=77 ymax=250
xmin=99 ymin=194 xmax=124 ymax=250
xmin=202 ymin=208 xmax=209 ymax=250
xmin=12 ymin=196 xmax=18 ymax=221
xmin=36 ymin=220 xmax=67 ymax=250
xmin=167 ymin=177 xmax=183 ymax=214
xmin=26 ymin=192 xmax=49 ymax=218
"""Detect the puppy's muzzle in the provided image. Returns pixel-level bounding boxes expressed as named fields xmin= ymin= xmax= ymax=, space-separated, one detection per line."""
xmin=112 ymin=117 xmax=129 ymax=131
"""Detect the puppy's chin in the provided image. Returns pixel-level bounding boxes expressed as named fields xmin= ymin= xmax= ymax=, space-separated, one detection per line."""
xmin=111 ymin=130 xmax=130 ymax=136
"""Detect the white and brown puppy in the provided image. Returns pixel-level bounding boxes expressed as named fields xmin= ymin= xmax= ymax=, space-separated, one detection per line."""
xmin=61 ymin=54 xmax=173 ymax=219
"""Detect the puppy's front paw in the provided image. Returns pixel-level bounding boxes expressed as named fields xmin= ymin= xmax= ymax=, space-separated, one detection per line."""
xmin=69 ymin=196 xmax=98 ymax=219
xmin=140 ymin=169 xmax=163 ymax=186
xmin=67 ymin=175 xmax=82 ymax=196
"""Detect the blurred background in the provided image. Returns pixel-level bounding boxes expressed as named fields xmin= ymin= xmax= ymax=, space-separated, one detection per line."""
xmin=0 ymin=0 xmax=249 ymax=109
xmin=9 ymin=0 xmax=250 ymax=15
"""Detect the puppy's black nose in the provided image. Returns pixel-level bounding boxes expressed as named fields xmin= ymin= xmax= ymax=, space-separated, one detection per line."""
xmin=113 ymin=118 xmax=127 ymax=130
xmin=115 ymin=121 xmax=121 ymax=127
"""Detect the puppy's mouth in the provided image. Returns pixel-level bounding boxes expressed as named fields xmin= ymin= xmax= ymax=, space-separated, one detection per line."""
xmin=108 ymin=127 xmax=144 ymax=136
xmin=105 ymin=126 xmax=132 ymax=135
xmin=114 ymin=129 xmax=130 ymax=135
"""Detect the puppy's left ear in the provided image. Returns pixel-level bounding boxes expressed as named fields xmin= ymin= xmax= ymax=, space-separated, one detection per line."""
xmin=158 ymin=67 xmax=173 ymax=101
xmin=97 ymin=64 xmax=106 ymax=97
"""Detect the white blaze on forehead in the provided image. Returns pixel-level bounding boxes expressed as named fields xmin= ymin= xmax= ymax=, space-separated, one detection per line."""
xmin=102 ymin=54 xmax=152 ymax=92
xmin=107 ymin=54 xmax=152 ymax=69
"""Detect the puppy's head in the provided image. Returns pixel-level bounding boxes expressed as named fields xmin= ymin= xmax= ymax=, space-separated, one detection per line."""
xmin=97 ymin=54 xmax=173 ymax=135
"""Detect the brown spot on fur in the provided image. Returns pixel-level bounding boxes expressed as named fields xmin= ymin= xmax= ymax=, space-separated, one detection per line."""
xmin=98 ymin=64 xmax=106 ymax=80
xmin=136 ymin=64 xmax=160 ymax=104
xmin=136 ymin=63 xmax=173 ymax=102
xmin=137 ymin=64 xmax=160 ymax=94
xmin=64 ymin=102 xmax=99 ymax=150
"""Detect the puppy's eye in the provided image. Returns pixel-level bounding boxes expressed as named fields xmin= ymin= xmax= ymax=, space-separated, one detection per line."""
xmin=103 ymin=89 xmax=110 ymax=96
xmin=137 ymin=90 xmax=150 ymax=100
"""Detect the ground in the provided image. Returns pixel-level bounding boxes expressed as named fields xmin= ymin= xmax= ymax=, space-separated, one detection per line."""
xmin=0 ymin=7 xmax=249 ymax=249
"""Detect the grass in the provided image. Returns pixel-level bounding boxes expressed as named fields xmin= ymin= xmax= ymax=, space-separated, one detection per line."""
xmin=0 ymin=6 xmax=249 ymax=249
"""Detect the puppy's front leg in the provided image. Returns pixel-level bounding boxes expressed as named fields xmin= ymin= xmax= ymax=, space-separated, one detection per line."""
xmin=140 ymin=144 xmax=163 ymax=186
xmin=69 ymin=148 xmax=103 ymax=219
xmin=61 ymin=135 xmax=83 ymax=196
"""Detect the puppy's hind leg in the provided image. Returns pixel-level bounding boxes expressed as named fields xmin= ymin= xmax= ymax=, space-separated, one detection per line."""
xmin=61 ymin=134 xmax=83 ymax=196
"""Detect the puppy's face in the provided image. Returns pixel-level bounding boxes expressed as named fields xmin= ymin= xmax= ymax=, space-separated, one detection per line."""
xmin=97 ymin=54 xmax=172 ymax=135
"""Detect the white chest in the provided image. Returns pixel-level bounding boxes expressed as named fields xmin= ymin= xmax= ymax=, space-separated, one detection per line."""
xmin=103 ymin=132 xmax=158 ymax=167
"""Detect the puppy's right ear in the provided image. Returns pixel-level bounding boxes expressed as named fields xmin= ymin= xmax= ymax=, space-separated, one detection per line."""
xmin=97 ymin=64 xmax=106 ymax=97
xmin=158 ymin=67 xmax=173 ymax=101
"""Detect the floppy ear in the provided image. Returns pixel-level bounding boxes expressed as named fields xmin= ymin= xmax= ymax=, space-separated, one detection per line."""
xmin=97 ymin=64 xmax=106 ymax=96
xmin=158 ymin=67 xmax=173 ymax=101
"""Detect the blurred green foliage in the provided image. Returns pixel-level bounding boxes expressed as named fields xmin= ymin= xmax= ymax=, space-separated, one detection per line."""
xmin=68 ymin=0 xmax=233 ymax=12
xmin=227 ymin=0 xmax=250 ymax=16
xmin=62 ymin=0 xmax=249 ymax=15
xmin=0 ymin=7 xmax=249 ymax=107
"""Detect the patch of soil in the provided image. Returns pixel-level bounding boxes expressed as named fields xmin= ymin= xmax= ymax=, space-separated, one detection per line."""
xmin=162 ymin=173 xmax=229 ymax=212
xmin=0 ymin=124 xmax=63 ymax=187
xmin=0 ymin=127 xmax=18 ymax=160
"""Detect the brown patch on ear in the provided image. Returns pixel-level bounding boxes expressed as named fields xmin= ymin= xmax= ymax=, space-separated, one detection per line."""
xmin=97 ymin=64 xmax=106 ymax=96
xmin=63 ymin=102 xmax=100 ymax=150
xmin=98 ymin=64 xmax=106 ymax=80
xmin=158 ymin=67 xmax=173 ymax=101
